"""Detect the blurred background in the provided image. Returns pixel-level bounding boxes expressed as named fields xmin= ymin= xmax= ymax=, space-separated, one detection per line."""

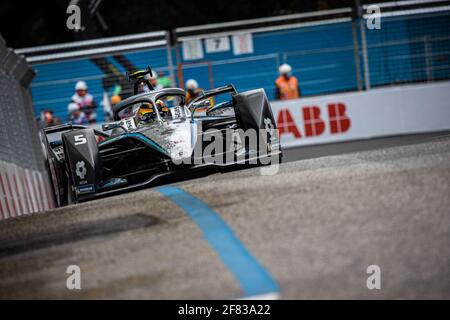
xmin=1 ymin=0 xmax=449 ymax=124
xmin=1 ymin=1 xmax=450 ymax=298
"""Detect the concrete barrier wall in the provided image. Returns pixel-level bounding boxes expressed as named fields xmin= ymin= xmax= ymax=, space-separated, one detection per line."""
xmin=271 ymin=81 xmax=450 ymax=148
xmin=0 ymin=35 xmax=55 ymax=220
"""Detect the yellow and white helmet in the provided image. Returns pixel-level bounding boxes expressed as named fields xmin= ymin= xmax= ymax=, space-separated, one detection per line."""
xmin=137 ymin=102 xmax=155 ymax=122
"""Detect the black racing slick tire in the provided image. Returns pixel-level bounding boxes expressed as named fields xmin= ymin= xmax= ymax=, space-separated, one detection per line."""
xmin=39 ymin=129 xmax=69 ymax=207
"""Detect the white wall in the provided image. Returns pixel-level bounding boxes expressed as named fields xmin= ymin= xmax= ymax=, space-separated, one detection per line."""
xmin=271 ymin=81 xmax=450 ymax=148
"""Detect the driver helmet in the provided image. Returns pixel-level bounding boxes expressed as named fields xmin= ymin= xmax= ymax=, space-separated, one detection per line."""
xmin=156 ymin=100 xmax=168 ymax=111
xmin=156 ymin=100 xmax=170 ymax=118
xmin=137 ymin=102 xmax=156 ymax=123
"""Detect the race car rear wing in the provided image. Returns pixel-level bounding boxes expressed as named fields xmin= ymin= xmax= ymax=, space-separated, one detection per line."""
xmin=203 ymin=84 xmax=237 ymax=97
xmin=188 ymin=84 xmax=237 ymax=118
xmin=190 ymin=84 xmax=237 ymax=104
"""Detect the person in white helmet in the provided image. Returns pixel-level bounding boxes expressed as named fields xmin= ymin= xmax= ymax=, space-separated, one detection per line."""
xmin=275 ymin=63 xmax=301 ymax=100
xmin=149 ymin=70 xmax=163 ymax=91
xmin=185 ymin=79 xmax=203 ymax=105
xmin=70 ymin=80 xmax=97 ymax=123
xmin=67 ymin=102 xmax=88 ymax=125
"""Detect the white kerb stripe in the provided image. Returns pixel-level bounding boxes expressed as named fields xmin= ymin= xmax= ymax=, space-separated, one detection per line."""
xmin=32 ymin=171 xmax=44 ymax=212
xmin=37 ymin=172 xmax=49 ymax=211
xmin=0 ymin=165 xmax=10 ymax=219
xmin=2 ymin=170 xmax=16 ymax=217
xmin=13 ymin=164 xmax=27 ymax=215
xmin=25 ymin=169 xmax=39 ymax=213
xmin=21 ymin=169 xmax=33 ymax=214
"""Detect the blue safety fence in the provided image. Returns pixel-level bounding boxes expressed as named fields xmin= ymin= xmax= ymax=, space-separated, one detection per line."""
xmin=28 ymin=9 xmax=450 ymax=124
xmin=180 ymin=21 xmax=357 ymax=98
xmin=365 ymin=10 xmax=450 ymax=87
xmin=31 ymin=46 xmax=169 ymax=123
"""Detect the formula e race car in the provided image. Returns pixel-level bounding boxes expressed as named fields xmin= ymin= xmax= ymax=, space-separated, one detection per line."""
xmin=40 ymin=70 xmax=281 ymax=206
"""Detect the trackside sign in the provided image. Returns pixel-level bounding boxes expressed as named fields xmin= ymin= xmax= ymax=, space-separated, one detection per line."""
xmin=271 ymin=81 xmax=450 ymax=148
xmin=276 ymin=103 xmax=351 ymax=139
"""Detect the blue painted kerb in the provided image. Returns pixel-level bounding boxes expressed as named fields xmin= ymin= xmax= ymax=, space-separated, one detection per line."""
xmin=157 ymin=186 xmax=280 ymax=297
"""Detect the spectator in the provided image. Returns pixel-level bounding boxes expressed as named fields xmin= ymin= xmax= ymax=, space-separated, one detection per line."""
xmin=67 ymin=102 xmax=88 ymax=125
xmin=157 ymin=71 xmax=173 ymax=88
xmin=40 ymin=109 xmax=61 ymax=128
xmin=111 ymin=94 xmax=121 ymax=105
xmin=149 ymin=70 xmax=163 ymax=91
xmin=101 ymin=83 xmax=123 ymax=122
xmin=185 ymin=79 xmax=203 ymax=105
xmin=102 ymin=91 xmax=121 ymax=122
xmin=108 ymin=94 xmax=121 ymax=120
xmin=71 ymin=81 xmax=97 ymax=123
xmin=275 ymin=64 xmax=301 ymax=100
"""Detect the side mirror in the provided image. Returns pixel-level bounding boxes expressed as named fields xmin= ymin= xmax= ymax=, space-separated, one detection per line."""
xmin=102 ymin=118 xmax=137 ymax=132
xmin=192 ymin=100 xmax=211 ymax=108
xmin=102 ymin=121 xmax=122 ymax=132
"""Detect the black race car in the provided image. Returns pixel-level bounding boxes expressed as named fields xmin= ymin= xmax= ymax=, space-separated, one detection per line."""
xmin=40 ymin=71 xmax=281 ymax=206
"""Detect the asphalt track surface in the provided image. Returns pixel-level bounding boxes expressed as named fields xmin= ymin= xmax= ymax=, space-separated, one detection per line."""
xmin=0 ymin=132 xmax=449 ymax=299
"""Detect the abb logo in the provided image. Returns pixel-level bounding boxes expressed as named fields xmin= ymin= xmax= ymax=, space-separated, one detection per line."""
xmin=276 ymin=103 xmax=351 ymax=138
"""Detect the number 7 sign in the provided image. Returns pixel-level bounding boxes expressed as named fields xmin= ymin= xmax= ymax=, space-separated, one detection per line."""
xmin=205 ymin=37 xmax=231 ymax=53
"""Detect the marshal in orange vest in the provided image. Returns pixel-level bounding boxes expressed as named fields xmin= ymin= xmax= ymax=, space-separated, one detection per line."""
xmin=275 ymin=76 xmax=300 ymax=100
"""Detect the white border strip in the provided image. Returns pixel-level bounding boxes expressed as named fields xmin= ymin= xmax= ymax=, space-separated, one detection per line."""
xmin=363 ymin=0 xmax=449 ymax=9
xmin=363 ymin=5 xmax=450 ymax=18
xmin=178 ymin=17 xmax=352 ymax=41
xmin=176 ymin=8 xmax=351 ymax=33
xmin=16 ymin=30 xmax=167 ymax=55
xmin=26 ymin=40 xmax=167 ymax=63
